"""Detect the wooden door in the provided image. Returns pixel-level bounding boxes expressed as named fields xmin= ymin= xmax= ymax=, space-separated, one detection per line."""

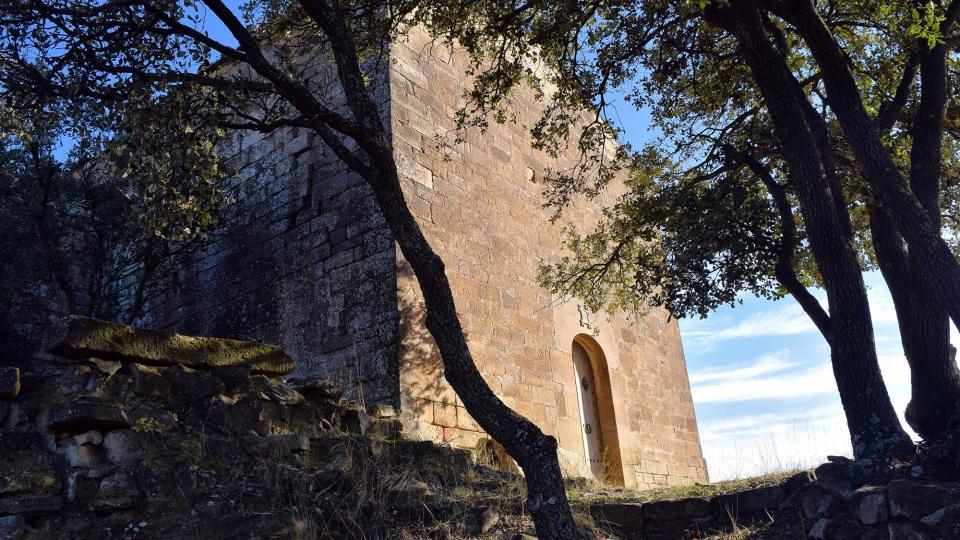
xmin=572 ymin=341 xmax=603 ymax=478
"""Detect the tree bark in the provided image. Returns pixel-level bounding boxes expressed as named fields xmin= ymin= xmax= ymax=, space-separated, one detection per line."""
xmin=781 ymin=0 xmax=960 ymax=333
xmin=729 ymin=147 xmax=832 ymax=340
xmin=902 ymin=41 xmax=960 ymax=440
xmin=709 ymin=0 xmax=913 ymax=460
xmin=206 ymin=1 xmax=584 ymax=536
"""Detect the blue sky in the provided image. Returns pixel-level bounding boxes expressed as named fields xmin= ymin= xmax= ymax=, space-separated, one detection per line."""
xmin=197 ymin=5 xmax=938 ymax=481
xmin=606 ymin=99 xmax=950 ymax=480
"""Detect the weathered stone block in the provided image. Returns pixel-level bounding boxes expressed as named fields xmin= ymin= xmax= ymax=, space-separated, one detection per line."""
xmin=0 ymin=515 xmax=25 ymax=539
xmin=921 ymin=503 xmax=960 ymax=538
xmin=713 ymin=486 xmax=784 ymax=516
xmin=50 ymin=316 xmax=294 ymax=375
xmin=44 ymin=399 xmax=131 ymax=432
xmin=0 ymin=496 xmax=62 ymax=516
xmin=73 ymin=430 xmax=103 ymax=446
xmin=888 ymin=521 xmax=934 ymax=540
xmin=815 ymin=462 xmax=855 ymax=499
xmin=590 ymin=503 xmax=644 ymax=536
xmin=94 ymin=472 xmax=139 ymax=513
xmin=289 ymin=377 xmax=342 ymax=403
xmin=87 ymin=357 xmax=122 ymax=376
xmin=643 ymin=497 xmax=712 ymax=520
xmin=0 ymin=367 xmax=20 ymax=400
xmin=888 ymin=480 xmax=960 ymax=521
xmin=126 ymin=364 xmax=171 ymax=398
xmin=62 ymin=444 xmax=109 ymax=469
xmin=367 ymin=403 xmax=395 ymax=419
xmin=433 ymin=402 xmax=457 ymax=428
xmin=250 ymin=375 xmax=305 ymax=405
xmin=103 ymin=430 xmax=143 ymax=468
xmin=163 ymin=365 xmax=225 ymax=399
xmin=852 ymin=485 xmax=888 ymax=526
xmin=0 ymin=469 xmax=60 ymax=497
xmin=267 ymin=434 xmax=310 ymax=454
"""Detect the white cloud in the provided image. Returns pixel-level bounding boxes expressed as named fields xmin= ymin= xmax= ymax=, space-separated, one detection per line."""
xmin=699 ymin=404 xmax=852 ymax=480
xmin=685 ymin=283 xmax=900 ymax=348
xmin=689 ymin=351 xmax=800 ymax=385
xmin=866 ymin=285 xmax=898 ymax=326
xmin=686 ymin=273 xmax=950 ymax=480
xmin=684 ymin=303 xmax=819 ymax=343
xmin=691 ymin=352 xmax=836 ymax=404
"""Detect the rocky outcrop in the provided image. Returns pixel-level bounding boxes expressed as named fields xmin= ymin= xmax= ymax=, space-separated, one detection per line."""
xmin=1 ymin=318 xmax=533 ymax=539
xmin=49 ymin=316 xmax=294 ymax=376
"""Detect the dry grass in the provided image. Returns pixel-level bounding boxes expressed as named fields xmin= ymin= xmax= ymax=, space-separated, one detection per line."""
xmin=568 ymin=469 xmax=801 ymax=506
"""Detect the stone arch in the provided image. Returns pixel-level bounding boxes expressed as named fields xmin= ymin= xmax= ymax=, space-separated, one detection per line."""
xmin=572 ymin=333 xmax=625 ymax=485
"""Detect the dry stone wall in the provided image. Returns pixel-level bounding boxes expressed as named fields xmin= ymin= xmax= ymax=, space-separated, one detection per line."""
xmin=144 ymin=100 xmax=399 ymax=406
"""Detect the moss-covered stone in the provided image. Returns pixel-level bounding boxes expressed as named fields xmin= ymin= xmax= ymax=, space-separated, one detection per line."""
xmin=50 ymin=316 xmax=294 ymax=376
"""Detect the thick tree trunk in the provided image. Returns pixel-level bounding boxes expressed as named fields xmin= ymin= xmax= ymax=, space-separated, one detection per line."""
xmin=369 ymin=158 xmax=582 ymax=538
xmin=783 ymin=0 xmax=960 ymax=332
xmin=868 ymin=199 xmax=960 ymax=440
xmin=902 ymin=43 xmax=960 ymax=440
xmin=298 ymin=3 xmax=584 ymax=537
xmin=710 ymin=0 xmax=913 ymax=460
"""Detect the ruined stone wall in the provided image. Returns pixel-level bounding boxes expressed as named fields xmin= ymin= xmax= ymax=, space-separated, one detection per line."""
xmin=145 ymin=109 xmax=399 ymax=405
xmin=390 ymin=27 xmax=707 ymax=488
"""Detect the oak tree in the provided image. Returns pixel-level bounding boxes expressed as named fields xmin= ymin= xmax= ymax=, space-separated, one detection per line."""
xmin=0 ymin=1 xmax=583 ymax=535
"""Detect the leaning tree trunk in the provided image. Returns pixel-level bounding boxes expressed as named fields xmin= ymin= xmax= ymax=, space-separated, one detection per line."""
xmin=709 ymin=0 xmax=913 ymax=460
xmin=203 ymin=0 xmax=584 ymax=532
xmin=785 ymin=0 xmax=960 ymax=332
xmin=301 ymin=4 xmax=584 ymax=537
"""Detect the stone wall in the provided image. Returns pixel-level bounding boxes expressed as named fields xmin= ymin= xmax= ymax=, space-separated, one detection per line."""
xmin=389 ymin=26 xmax=707 ymax=488
xmin=145 ymin=93 xmax=400 ymax=405
xmin=140 ymin=27 xmax=706 ymax=487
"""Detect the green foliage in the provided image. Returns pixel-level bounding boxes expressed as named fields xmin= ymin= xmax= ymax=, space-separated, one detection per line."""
xmin=908 ymin=1 xmax=948 ymax=48
xmin=0 ymin=92 xmax=230 ymax=326
xmin=538 ymin=148 xmax=782 ymax=318
xmin=419 ymin=0 xmax=960 ymax=320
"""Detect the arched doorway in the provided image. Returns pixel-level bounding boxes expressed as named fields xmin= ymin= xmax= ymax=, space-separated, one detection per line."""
xmin=571 ymin=336 xmax=624 ymax=484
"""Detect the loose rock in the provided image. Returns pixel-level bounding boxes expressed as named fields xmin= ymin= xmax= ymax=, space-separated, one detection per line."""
xmin=163 ymin=365 xmax=225 ymax=399
xmin=87 ymin=358 xmax=122 ymax=376
xmin=103 ymin=430 xmax=143 ymax=468
xmin=73 ymin=430 xmax=103 ymax=446
xmin=856 ymin=489 xmax=888 ymax=525
xmin=50 ymin=316 xmax=294 ymax=375
xmin=921 ymin=504 xmax=960 ymax=538
xmin=0 ymin=367 xmax=21 ymax=400
xmin=814 ymin=462 xmax=854 ymax=499
xmin=0 ymin=496 xmax=63 ymax=516
xmin=62 ymin=444 xmax=108 ymax=469
xmin=0 ymin=516 xmax=25 ymax=539
xmin=250 ymin=375 xmax=305 ymax=405
xmin=888 ymin=480 xmax=960 ymax=521
xmin=888 ymin=521 xmax=933 ymax=540
xmin=464 ymin=507 xmax=499 ymax=535
xmin=44 ymin=399 xmax=131 ymax=432
xmin=126 ymin=364 xmax=171 ymax=399
xmin=367 ymin=403 xmax=395 ymax=419
xmin=94 ymin=473 xmax=139 ymax=513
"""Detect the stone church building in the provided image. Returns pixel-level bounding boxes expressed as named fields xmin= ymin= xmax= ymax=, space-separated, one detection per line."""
xmin=148 ymin=27 xmax=707 ymax=489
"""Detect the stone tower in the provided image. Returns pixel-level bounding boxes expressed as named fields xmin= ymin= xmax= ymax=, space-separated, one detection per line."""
xmin=148 ymin=26 xmax=707 ymax=489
